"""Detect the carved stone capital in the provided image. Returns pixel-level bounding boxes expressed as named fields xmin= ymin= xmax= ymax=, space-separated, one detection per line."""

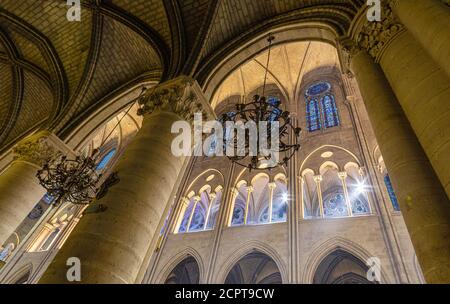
xmin=12 ymin=131 xmax=62 ymax=167
xmin=231 ymin=187 xmax=240 ymax=197
xmin=337 ymin=37 xmax=363 ymax=76
xmin=338 ymin=171 xmax=348 ymax=179
xmin=313 ymin=175 xmax=323 ymax=183
xmin=137 ymin=76 xmax=215 ymax=123
xmin=356 ymin=3 xmax=405 ymax=62
xmin=180 ymin=197 xmax=190 ymax=207
xmin=208 ymin=192 xmax=217 ymax=201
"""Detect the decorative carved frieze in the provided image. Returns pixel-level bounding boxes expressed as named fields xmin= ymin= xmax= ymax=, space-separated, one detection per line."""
xmin=356 ymin=3 xmax=405 ymax=62
xmin=137 ymin=76 xmax=214 ymax=123
xmin=12 ymin=132 xmax=61 ymax=167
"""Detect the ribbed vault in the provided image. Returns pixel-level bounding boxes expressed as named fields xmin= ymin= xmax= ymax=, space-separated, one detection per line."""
xmin=0 ymin=0 xmax=363 ymax=153
xmin=211 ymin=41 xmax=340 ymax=109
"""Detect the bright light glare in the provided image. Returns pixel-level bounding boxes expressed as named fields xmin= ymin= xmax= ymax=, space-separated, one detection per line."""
xmin=282 ymin=192 xmax=289 ymax=202
xmin=356 ymin=181 xmax=366 ymax=194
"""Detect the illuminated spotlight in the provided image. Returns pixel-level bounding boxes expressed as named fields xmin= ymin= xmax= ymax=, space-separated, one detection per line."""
xmin=282 ymin=192 xmax=289 ymax=202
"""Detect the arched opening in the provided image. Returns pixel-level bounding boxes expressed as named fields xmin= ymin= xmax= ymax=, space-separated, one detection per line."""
xmin=313 ymin=250 xmax=375 ymax=284
xmin=225 ymin=251 xmax=282 ymax=284
xmin=164 ymin=256 xmax=200 ymax=284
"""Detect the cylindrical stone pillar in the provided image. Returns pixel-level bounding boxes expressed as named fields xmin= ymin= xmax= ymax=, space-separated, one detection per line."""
xmin=377 ymin=30 xmax=450 ymax=198
xmin=0 ymin=131 xmax=59 ymax=245
xmin=351 ymin=49 xmax=450 ymax=283
xmin=390 ymin=0 xmax=450 ymax=77
xmin=40 ymin=77 xmax=213 ymax=284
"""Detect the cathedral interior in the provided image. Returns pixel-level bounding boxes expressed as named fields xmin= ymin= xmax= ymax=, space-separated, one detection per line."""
xmin=0 ymin=0 xmax=449 ymax=285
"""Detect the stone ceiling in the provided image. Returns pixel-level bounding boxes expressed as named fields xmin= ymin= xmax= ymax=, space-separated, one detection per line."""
xmin=0 ymin=0 xmax=363 ymax=153
xmin=211 ymin=41 xmax=340 ymax=109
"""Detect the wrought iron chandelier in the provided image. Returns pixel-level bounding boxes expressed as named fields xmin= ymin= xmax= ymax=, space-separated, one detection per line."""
xmin=36 ymin=153 xmax=101 ymax=206
xmin=37 ymin=89 xmax=145 ymax=206
xmin=219 ymin=35 xmax=301 ymax=171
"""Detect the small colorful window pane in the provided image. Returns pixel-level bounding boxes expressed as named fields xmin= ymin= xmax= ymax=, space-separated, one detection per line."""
xmin=207 ymin=135 xmax=217 ymax=157
xmin=321 ymin=94 xmax=339 ymax=128
xmin=178 ymin=214 xmax=189 ymax=233
xmin=306 ymin=98 xmax=321 ymax=132
xmin=96 ymin=148 xmax=116 ymax=170
xmin=267 ymin=96 xmax=281 ymax=107
xmin=231 ymin=205 xmax=245 ymax=226
xmin=323 ymin=193 xmax=348 ymax=218
xmin=42 ymin=193 xmax=55 ymax=204
xmin=268 ymin=96 xmax=282 ymax=122
xmin=384 ymin=174 xmax=400 ymax=211
xmin=306 ymin=82 xmax=331 ymax=96
xmin=351 ymin=197 xmax=370 ymax=215
xmin=189 ymin=206 xmax=205 ymax=232
xmin=272 ymin=202 xmax=287 ymax=222
xmin=259 ymin=207 xmax=269 ymax=223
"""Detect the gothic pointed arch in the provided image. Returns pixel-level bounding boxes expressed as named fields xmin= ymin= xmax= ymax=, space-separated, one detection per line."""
xmin=224 ymin=251 xmax=282 ymax=284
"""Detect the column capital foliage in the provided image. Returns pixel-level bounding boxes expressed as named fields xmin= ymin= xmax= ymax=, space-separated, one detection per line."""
xmin=356 ymin=2 xmax=405 ymax=62
xmin=12 ymin=131 xmax=61 ymax=167
xmin=137 ymin=76 xmax=214 ymax=123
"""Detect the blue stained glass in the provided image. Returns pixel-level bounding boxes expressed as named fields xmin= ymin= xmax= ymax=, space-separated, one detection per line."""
xmin=306 ymin=82 xmax=331 ymax=96
xmin=259 ymin=207 xmax=269 ymax=223
xmin=351 ymin=197 xmax=370 ymax=214
xmin=207 ymin=135 xmax=217 ymax=156
xmin=321 ymin=94 xmax=339 ymax=128
xmin=96 ymin=149 xmax=116 ymax=170
xmin=384 ymin=174 xmax=400 ymax=211
xmin=268 ymin=96 xmax=281 ymax=107
xmin=231 ymin=205 xmax=245 ymax=226
xmin=188 ymin=205 xmax=205 ymax=232
xmin=306 ymin=98 xmax=321 ymax=132
xmin=323 ymin=193 xmax=348 ymax=218
xmin=42 ymin=193 xmax=55 ymax=204
xmin=272 ymin=202 xmax=287 ymax=222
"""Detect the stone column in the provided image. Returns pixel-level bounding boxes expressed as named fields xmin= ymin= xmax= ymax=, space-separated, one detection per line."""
xmin=40 ymin=77 xmax=214 ymax=284
xmin=313 ymin=175 xmax=324 ymax=218
xmin=389 ymin=0 xmax=450 ymax=77
xmin=0 ymin=131 xmax=62 ymax=245
xmin=349 ymin=48 xmax=450 ymax=283
xmin=357 ymin=7 xmax=450 ymax=198
xmin=267 ymin=182 xmax=276 ymax=223
xmin=173 ymin=197 xmax=190 ymax=234
xmin=338 ymin=172 xmax=353 ymax=217
xmin=243 ymin=186 xmax=253 ymax=225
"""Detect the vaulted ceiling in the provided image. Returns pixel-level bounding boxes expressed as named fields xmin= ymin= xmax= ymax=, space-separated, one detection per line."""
xmin=0 ymin=0 xmax=363 ymax=153
xmin=211 ymin=41 xmax=340 ymax=109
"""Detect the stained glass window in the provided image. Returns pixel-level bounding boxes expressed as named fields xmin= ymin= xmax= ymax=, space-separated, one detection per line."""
xmin=321 ymin=94 xmax=339 ymax=128
xmin=207 ymin=135 xmax=217 ymax=157
xmin=42 ymin=193 xmax=55 ymax=204
xmin=96 ymin=148 xmax=116 ymax=170
xmin=306 ymin=82 xmax=331 ymax=96
xmin=231 ymin=205 xmax=245 ymax=226
xmin=384 ymin=174 xmax=400 ymax=211
xmin=188 ymin=206 xmax=205 ymax=232
xmin=259 ymin=207 xmax=269 ymax=223
xmin=305 ymin=82 xmax=339 ymax=132
xmin=272 ymin=202 xmax=287 ymax=222
xmin=306 ymin=98 xmax=321 ymax=132
xmin=323 ymin=193 xmax=348 ymax=218
xmin=351 ymin=197 xmax=370 ymax=215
